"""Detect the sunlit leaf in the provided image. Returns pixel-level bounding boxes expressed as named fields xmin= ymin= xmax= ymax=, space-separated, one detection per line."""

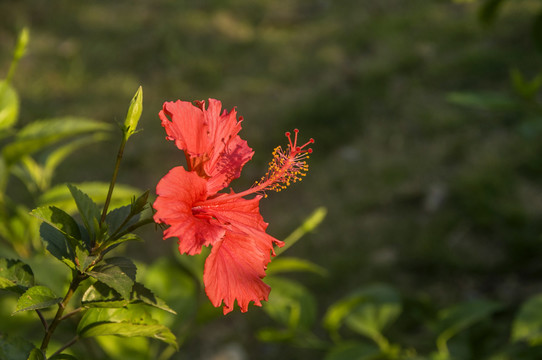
xmin=86 ymin=257 xmax=136 ymax=299
xmin=323 ymin=284 xmax=401 ymax=343
xmin=10 ymin=156 xmax=44 ymax=194
xmin=0 ymin=258 xmax=34 ymax=294
xmin=27 ymin=348 xmax=45 ymax=360
xmin=266 ymin=257 xmax=327 ymax=276
xmin=511 ymin=293 xmax=542 ymax=345
xmin=82 ymin=281 xmax=176 ymax=314
xmin=39 ymin=182 xmax=141 ymax=215
xmin=67 ymin=184 xmax=101 ymax=242
xmin=77 ymin=307 xmax=177 ymax=349
xmin=344 ymin=286 xmax=402 ymax=343
xmin=510 ymin=68 xmax=542 ymax=100
xmin=94 ymin=336 xmax=149 ymax=360
xmin=2 ymin=117 xmax=110 ymax=165
xmin=0 ymin=80 xmax=19 ymax=131
xmin=82 ymin=281 xmax=127 ymax=308
xmin=14 ymin=285 xmax=61 ymax=313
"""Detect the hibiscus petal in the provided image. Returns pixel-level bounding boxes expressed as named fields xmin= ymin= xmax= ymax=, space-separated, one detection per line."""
xmin=202 ymin=99 xmax=254 ymax=193
xmin=203 ymin=231 xmax=271 ymax=314
xmin=153 ymin=166 xmax=225 ymax=255
xmin=159 ymin=100 xmax=208 ymax=158
xmin=203 ymin=195 xmax=284 ymax=262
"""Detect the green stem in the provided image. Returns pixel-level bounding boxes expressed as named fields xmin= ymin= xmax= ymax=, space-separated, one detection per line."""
xmin=114 ymin=216 xmax=155 ymax=239
xmin=39 ymin=272 xmax=86 ymax=355
xmin=49 ymin=336 xmax=79 ymax=359
xmin=100 ymin=136 xmax=127 ymax=224
xmin=36 ymin=309 xmax=48 ymax=331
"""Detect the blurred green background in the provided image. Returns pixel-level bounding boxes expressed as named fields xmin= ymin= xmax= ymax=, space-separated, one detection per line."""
xmin=2 ymin=0 xmax=542 ymax=358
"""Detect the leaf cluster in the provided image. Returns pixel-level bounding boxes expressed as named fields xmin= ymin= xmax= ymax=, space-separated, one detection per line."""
xmin=0 ymin=30 xmax=176 ymax=359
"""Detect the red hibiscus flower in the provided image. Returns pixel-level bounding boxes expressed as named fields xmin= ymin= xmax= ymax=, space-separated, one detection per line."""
xmin=154 ymin=99 xmax=313 ymax=314
xmin=158 ymin=99 xmax=254 ymax=195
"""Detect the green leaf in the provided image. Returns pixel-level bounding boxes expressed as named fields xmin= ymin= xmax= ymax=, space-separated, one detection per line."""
xmin=39 ymin=182 xmax=141 ymax=215
xmin=38 ymin=223 xmax=75 ymax=269
xmin=101 ymin=233 xmax=143 ymax=252
xmin=95 ymin=336 xmax=150 ymax=360
xmin=31 ymin=206 xmax=82 ymax=241
xmin=14 ymin=285 xmax=62 ymax=313
xmin=86 ymin=257 xmax=136 ymax=299
xmin=435 ymin=299 xmax=502 ymax=353
xmin=323 ymin=284 xmax=401 ymax=344
xmin=0 ymin=258 xmax=34 ymax=294
xmin=510 ymin=68 xmax=542 ymax=100
xmin=0 ymin=80 xmax=19 ymax=131
xmin=266 ymin=257 xmax=327 ymax=276
xmin=478 ymin=0 xmax=505 ymax=25
xmin=6 ymin=27 xmax=29 ymax=84
xmin=511 ymin=293 xmax=542 ymax=345
xmin=27 ymin=348 xmax=45 ymax=360
xmin=10 ymin=135 xmax=108 ymax=195
xmin=105 ymin=205 xmax=141 ymax=238
xmin=82 ymin=281 xmax=127 ymax=308
xmin=77 ymin=307 xmax=177 ymax=349
xmin=131 ymin=282 xmax=176 ymax=314
xmin=11 ymin=156 xmax=44 ymax=194
xmin=324 ymin=342 xmax=380 ymax=360
xmin=263 ymin=277 xmax=317 ymax=330
xmin=446 ymin=91 xmax=518 ymax=111
xmin=67 ymin=184 xmax=101 ymax=242
xmin=0 ymin=334 xmax=35 ymax=360
xmin=2 ymin=117 xmax=110 ymax=166
xmin=344 ymin=286 xmax=401 ymax=346
xmin=31 ymin=205 xmax=88 ymax=269
xmin=82 ymin=281 xmax=176 ymax=314
xmin=131 ymin=190 xmax=149 ymax=215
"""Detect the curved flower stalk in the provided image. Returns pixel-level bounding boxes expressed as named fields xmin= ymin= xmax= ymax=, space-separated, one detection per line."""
xmin=153 ymin=99 xmax=314 ymax=314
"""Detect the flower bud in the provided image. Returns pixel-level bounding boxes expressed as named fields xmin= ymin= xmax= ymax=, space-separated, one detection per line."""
xmin=14 ymin=28 xmax=29 ymax=62
xmin=124 ymin=86 xmax=143 ymax=140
